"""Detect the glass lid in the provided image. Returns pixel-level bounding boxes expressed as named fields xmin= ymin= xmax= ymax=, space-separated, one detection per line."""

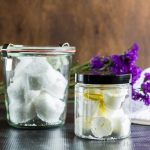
xmin=0 ymin=43 xmax=76 ymax=57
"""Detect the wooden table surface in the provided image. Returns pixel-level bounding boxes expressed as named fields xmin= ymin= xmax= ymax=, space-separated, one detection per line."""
xmin=0 ymin=102 xmax=150 ymax=150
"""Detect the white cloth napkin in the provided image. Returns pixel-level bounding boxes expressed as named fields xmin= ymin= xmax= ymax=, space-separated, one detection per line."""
xmin=130 ymin=100 xmax=150 ymax=125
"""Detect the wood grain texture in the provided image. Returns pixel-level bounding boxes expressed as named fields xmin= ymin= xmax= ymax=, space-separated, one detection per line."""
xmin=0 ymin=0 xmax=150 ymax=81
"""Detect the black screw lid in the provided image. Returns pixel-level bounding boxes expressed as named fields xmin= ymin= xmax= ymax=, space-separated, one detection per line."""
xmin=75 ymin=73 xmax=131 ymax=84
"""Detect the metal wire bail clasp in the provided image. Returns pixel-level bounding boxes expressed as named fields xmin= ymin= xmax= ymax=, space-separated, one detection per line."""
xmin=59 ymin=42 xmax=70 ymax=47
xmin=1 ymin=43 xmax=13 ymax=58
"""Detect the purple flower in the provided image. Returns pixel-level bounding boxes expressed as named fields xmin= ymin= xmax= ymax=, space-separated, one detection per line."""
xmin=144 ymin=73 xmax=150 ymax=81
xmin=133 ymin=73 xmax=150 ymax=105
xmin=131 ymin=42 xmax=139 ymax=52
xmin=111 ymin=55 xmax=129 ymax=75
xmin=129 ymin=65 xmax=142 ymax=85
xmin=141 ymin=81 xmax=150 ymax=94
xmin=90 ymin=55 xmax=104 ymax=69
xmin=124 ymin=42 xmax=139 ymax=64
xmin=103 ymin=56 xmax=110 ymax=64
xmin=143 ymin=95 xmax=150 ymax=105
xmin=132 ymin=89 xmax=142 ymax=100
xmin=131 ymin=88 xmax=150 ymax=106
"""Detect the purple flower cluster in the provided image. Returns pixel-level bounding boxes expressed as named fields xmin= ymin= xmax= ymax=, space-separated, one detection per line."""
xmin=142 ymin=81 xmax=150 ymax=94
xmin=124 ymin=43 xmax=139 ymax=64
xmin=144 ymin=73 xmax=150 ymax=81
xmin=129 ymin=65 xmax=142 ymax=85
xmin=132 ymin=73 xmax=150 ymax=105
xmin=89 ymin=42 xmax=150 ymax=105
xmin=110 ymin=55 xmax=129 ymax=74
xmin=90 ymin=43 xmax=142 ymax=84
xmin=110 ymin=43 xmax=142 ymax=85
xmin=90 ymin=55 xmax=111 ymax=73
xmin=132 ymin=89 xmax=142 ymax=100
xmin=90 ymin=56 xmax=104 ymax=69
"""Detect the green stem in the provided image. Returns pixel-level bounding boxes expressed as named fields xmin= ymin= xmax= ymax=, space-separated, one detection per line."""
xmin=70 ymin=61 xmax=89 ymax=74
xmin=99 ymin=59 xmax=112 ymax=71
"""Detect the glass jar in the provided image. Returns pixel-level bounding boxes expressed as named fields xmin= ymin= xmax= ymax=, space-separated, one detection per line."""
xmin=75 ymin=73 xmax=131 ymax=140
xmin=1 ymin=43 xmax=75 ymax=128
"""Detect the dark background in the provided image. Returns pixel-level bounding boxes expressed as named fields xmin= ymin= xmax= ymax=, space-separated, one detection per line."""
xmin=0 ymin=0 xmax=150 ymax=81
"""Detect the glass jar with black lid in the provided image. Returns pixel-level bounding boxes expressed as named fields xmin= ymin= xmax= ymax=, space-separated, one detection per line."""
xmin=75 ymin=73 xmax=131 ymax=140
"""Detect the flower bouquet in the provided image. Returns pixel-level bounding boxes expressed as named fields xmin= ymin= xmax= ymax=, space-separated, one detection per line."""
xmin=70 ymin=43 xmax=150 ymax=125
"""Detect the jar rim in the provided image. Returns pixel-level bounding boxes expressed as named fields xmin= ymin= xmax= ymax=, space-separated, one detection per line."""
xmin=0 ymin=43 xmax=76 ymax=57
xmin=75 ymin=73 xmax=131 ymax=84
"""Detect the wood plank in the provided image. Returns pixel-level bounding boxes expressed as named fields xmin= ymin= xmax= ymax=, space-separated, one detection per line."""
xmin=0 ymin=0 xmax=150 ymax=82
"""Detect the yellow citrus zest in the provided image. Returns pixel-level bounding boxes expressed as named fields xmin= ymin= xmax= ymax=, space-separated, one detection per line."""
xmin=83 ymin=91 xmax=105 ymax=115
